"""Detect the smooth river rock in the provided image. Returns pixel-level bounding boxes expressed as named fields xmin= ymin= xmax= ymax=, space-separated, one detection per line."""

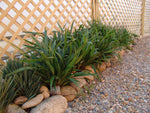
xmin=30 ymin=95 xmax=68 ymax=113
xmin=7 ymin=104 xmax=27 ymax=113
xmin=22 ymin=94 xmax=44 ymax=109
xmin=61 ymin=86 xmax=77 ymax=101
xmin=14 ymin=96 xmax=28 ymax=105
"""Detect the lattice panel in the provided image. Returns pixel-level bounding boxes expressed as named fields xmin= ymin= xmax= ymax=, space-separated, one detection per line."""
xmin=144 ymin=0 xmax=150 ymax=34
xmin=97 ymin=0 xmax=142 ymax=35
xmin=0 ymin=0 xmax=92 ymax=64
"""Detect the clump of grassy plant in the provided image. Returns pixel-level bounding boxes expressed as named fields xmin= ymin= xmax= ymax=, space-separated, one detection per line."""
xmin=87 ymin=20 xmax=137 ymax=61
xmin=14 ymin=20 xmax=137 ymax=89
xmin=114 ymin=27 xmax=136 ymax=49
xmin=71 ymin=24 xmax=100 ymax=68
xmin=2 ymin=59 xmax=24 ymax=79
xmin=87 ymin=20 xmax=118 ymax=62
xmin=18 ymin=27 xmax=95 ymax=90
xmin=57 ymin=23 xmax=99 ymax=69
xmin=2 ymin=59 xmax=41 ymax=99
xmin=0 ymin=76 xmax=17 ymax=113
xmin=14 ymin=69 xmax=41 ymax=99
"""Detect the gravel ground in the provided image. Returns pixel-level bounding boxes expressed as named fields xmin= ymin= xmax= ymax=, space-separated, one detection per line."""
xmin=65 ymin=35 xmax=150 ymax=113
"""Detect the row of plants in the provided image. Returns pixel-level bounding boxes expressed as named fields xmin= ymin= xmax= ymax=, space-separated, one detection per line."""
xmin=0 ymin=19 xmax=137 ymax=112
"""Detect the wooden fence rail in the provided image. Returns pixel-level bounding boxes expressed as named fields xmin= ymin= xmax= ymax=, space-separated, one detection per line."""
xmin=0 ymin=0 xmax=150 ymax=64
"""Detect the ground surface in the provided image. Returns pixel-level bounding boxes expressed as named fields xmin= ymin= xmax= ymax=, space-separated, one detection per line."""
xmin=65 ymin=35 xmax=150 ymax=113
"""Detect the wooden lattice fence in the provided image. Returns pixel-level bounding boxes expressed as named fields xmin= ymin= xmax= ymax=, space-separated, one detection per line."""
xmin=144 ymin=0 xmax=150 ymax=34
xmin=96 ymin=0 xmax=142 ymax=35
xmin=0 ymin=0 xmax=150 ymax=64
xmin=0 ymin=0 xmax=93 ymax=64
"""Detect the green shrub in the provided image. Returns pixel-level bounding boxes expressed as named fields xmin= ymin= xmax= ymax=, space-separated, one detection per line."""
xmin=57 ymin=23 xmax=99 ymax=69
xmin=21 ymin=28 xmax=94 ymax=90
xmin=87 ymin=20 xmax=137 ymax=61
xmin=2 ymin=59 xmax=41 ymax=99
xmin=8 ymin=19 xmax=137 ymax=90
xmin=2 ymin=59 xmax=24 ymax=79
xmin=114 ymin=27 xmax=136 ymax=49
xmin=0 ymin=77 xmax=17 ymax=113
xmin=87 ymin=20 xmax=118 ymax=62
xmin=14 ymin=69 xmax=41 ymax=99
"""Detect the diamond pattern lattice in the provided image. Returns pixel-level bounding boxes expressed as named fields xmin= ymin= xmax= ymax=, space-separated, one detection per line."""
xmin=144 ymin=0 xmax=150 ymax=34
xmin=97 ymin=0 xmax=142 ymax=35
xmin=0 ymin=0 xmax=92 ymax=64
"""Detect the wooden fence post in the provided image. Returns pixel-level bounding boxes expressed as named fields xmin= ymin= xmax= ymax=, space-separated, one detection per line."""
xmin=92 ymin=0 xmax=96 ymax=19
xmin=95 ymin=0 xmax=100 ymax=19
xmin=141 ymin=0 xmax=146 ymax=36
xmin=92 ymin=0 xmax=100 ymax=20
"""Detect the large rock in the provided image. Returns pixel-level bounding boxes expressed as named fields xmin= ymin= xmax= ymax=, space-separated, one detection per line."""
xmin=70 ymin=78 xmax=86 ymax=92
xmin=75 ymin=74 xmax=94 ymax=81
xmin=98 ymin=63 xmax=106 ymax=72
xmin=42 ymin=91 xmax=50 ymax=99
xmin=40 ymin=86 xmax=50 ymax=99
xmin=61 ymin=86 xmax=77 ymax=101
xmin=7 ymin=104 xmax=27 ymax=113
xmin=104 ymin=59 xmax=111 ymax=67
xmin=82 ymin=75 xmax=94 ymax=81
xmin=30 ymin=95 xmax=68 ymax=113
xmin=110 ymin=56 xmax=118 ymax=62
xmin=51 ymin=86 xmax=61 ymax=95
xmin=14 ymin=96 xmax=28 ymax=105
xmin=22 ymin=94 xmax=44 ymax=109
xmin=85 ymin=65 xmax=95 ymax=74
xmin=40 ymin=86 xmax=49 ymax=92
xmin=117 ymin=49 xmax=125 ymax=56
